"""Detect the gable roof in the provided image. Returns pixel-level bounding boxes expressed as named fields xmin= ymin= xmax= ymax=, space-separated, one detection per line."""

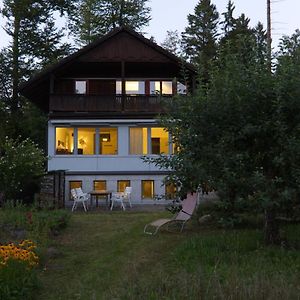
xmin=19 ymin=26 xmax=196 ymax=111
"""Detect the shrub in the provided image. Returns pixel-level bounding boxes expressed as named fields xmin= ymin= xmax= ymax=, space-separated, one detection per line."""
xmin=0 ymin=137 xmax=45 ymax=204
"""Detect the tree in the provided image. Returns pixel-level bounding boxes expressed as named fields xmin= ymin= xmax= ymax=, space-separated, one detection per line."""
xmin=161 ymin=30 xmax=183 ymax=57
xmin=68 ymin=0 xmax=151 ymax=46
xmin=147 ymin=33 xmax=300 ymax=245
xmin=0 ymin=137 xmax=45 ymax=203
xmin=181 ymin=0 xmax=219 ymax=79
xmin=1 ymin=0 xmax=73 ymax=140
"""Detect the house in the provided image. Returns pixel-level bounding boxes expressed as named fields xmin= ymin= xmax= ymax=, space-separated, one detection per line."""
xmin=20 ymin=26 xmax=196 ymax=204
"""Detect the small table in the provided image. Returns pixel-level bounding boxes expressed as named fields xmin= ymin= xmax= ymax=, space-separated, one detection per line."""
xmin=89 ymin=190 xmax=112 ymax=208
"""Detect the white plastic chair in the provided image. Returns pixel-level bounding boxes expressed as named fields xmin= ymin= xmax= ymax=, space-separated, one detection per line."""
xmin=123 ymin=187 xmax=132 ymax=208
xmin=71 ymin=188 xmax=88 ymax=212
xmin=110 ymin=187 xmax=132 ymax=211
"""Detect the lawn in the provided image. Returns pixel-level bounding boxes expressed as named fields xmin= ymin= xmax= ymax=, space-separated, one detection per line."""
xmin=37 ymin=210 xmax=300 ymax=300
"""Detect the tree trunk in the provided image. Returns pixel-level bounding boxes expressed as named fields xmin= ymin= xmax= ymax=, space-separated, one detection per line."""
xmin=264 ymin=209 xmax=281 ymax=245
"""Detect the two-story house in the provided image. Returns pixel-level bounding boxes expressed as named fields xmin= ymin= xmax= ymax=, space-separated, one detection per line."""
xmin=20 ymin=26 xmax=196 ymax=204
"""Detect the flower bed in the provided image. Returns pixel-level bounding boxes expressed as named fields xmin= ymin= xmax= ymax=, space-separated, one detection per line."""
xmin=0 ymin=240 xmax=39 ymax=299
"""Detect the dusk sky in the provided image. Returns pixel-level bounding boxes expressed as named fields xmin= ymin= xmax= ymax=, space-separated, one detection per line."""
xmin=0 ymin=0 xmax=300 ymax=49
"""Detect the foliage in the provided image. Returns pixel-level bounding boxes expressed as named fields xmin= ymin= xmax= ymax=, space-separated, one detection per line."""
xmin=0 ymin=137 xmax=45 ymax=203
xmin=68 ymin=0 xmax=151 ymax=46
xmin=0 ymin=240 xmax=39 ymax=300
xmin=147 ymin=29 xmax=300 ymax=245
xmin=161 ymin=30 xmax=183 ymax=57
xmin=0 ymin=201 xmax=71 ymax=243
xmin=181 ymin=0 xmax=219 ymax=80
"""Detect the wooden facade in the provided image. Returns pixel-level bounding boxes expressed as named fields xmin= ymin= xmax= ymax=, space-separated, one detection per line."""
xmin=20 ymin=27 xmax=196 ymax=117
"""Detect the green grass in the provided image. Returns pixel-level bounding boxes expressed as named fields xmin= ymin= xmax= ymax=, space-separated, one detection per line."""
xmin=37 ymin=210 xmax=300 ymax=300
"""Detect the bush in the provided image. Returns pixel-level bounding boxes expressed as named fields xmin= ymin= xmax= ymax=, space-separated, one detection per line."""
xmin=0 ymin=137 xmax=45 ymax=204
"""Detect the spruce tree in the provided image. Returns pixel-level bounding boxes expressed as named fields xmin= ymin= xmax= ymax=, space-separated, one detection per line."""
xmin=181 ymin=0 xmax=219 ymax=80
xmin=68 ymin=0 xmax=151 ymax=46
xmin=1 ymin=0 xmax=73 ymax=140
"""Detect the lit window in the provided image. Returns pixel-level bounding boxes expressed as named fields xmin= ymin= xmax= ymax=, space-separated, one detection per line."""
xmin=150 ymin=81 xmax=173 ymax=95
xmin=151 ymin=128 xmax=169 ymax=154
xmin=55 ymin=127 xmax=74 ymax=155
xmin=115 ymin=81 xmax=145 ymax=94
xmin=99 ymin=128 xmax=118 ymax=155
xmin=165 ymin=183 xmax=177 ymax=200
xmin=117 ymin=180 xmax=130 ymax=192
xmin=129 ymin=127 xmax=148 ymax=155
xmin=142 ymin=180 xmax=154 ymax=199
xmin=77 ymin=128 xmax=96 ymax=155
xmin=161 ymin=81 xmax=173 ymax=94
xmin=69 ymin=181 xmax=82 ymax=200
xmin=75 ymin=80 xmax=87 ymax=94
xmin=94 ymin=180 xmax=106 ymax=191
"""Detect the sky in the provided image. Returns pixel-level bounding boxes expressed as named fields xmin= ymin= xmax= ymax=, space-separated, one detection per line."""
xmin=0 ymin=0 xmax=300 ymax=49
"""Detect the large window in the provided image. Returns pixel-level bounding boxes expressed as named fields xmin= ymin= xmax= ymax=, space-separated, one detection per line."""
xmin=100 ymin=128 xmax=118 ymax=155
xmin=55 ymin=127 xmax=74 ymax=155
xmin=77 ymin=128 xmax=96 ymax=155
xmin=116 ymin=81 xmax=145 ymax=95
xmin=129 ymin=127 xmax=148 ymax=155
xmin=117 ymin=180 xmax=130 ymax=192
xmin=151 ymin=128 xmax=169 ymax=154
xmin=142 ymin=180 xmax=154 ymax=199
xmin=129 ymin=127 xmax=170 ymax=155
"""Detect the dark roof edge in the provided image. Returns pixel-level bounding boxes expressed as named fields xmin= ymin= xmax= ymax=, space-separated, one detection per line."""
xmin=19 ymin=26 xmax=197 ymax=93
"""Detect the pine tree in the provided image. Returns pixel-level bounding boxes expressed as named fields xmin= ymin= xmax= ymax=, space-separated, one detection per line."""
xmin=68 ymin=0 xmax=151 ymax=46
xmin=1 ymin=0 xmax=73 ymax=140
xmin=181 ymin=0 xmax=219 ymax=80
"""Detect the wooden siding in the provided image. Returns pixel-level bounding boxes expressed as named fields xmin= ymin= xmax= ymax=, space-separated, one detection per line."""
xmin=49 ymin=94 xmax=170 ymax=113
xmin=78 ymin=32 xmax=173 ymax=63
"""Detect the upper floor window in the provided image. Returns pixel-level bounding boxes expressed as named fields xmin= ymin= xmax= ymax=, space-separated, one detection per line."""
xmin=75 ymin=80 xmax=87 ymax=94
xmin=116 ymin=81 xmax=145 ymax=95
xmin=177 ymin=82 xmax=187 ymax=95
xmin=150 ymin=81 xmax=173 ymax=95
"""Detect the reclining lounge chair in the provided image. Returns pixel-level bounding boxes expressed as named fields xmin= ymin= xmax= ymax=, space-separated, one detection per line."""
xmin=144 ymin=193 xmax=198 ymax=235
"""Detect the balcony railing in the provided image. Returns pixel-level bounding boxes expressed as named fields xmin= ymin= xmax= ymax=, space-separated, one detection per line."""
xmin=49 ymin=94 xmax=172 ymax=113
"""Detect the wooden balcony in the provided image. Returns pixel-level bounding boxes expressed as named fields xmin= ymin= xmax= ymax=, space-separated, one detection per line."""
xmin=49 ymin=94 xmax=171 ymax=115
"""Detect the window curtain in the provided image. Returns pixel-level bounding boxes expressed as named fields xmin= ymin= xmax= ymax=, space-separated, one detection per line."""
xmin=130 ymin=128 xmax=143 ymax=154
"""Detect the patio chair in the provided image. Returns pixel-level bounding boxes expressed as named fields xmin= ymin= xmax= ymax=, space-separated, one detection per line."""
xmin=71 ymin=188 xmax=88 ymax=212
xmin=144 ymin=193 xmax=198 ymax=235
xmin=110 ymin=187 xmax=132 ymax=211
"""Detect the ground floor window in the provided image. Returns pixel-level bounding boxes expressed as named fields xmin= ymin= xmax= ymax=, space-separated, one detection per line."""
xmin=117 ymin=180 xmax=130 ymax=192
xmin=165 ymin=183 xmax=177 ymax=200
xmin=93 ymin=180 xmax=106 ymax=191
xmin=142 ymin=180 xmax=154 ymax=199
xmin=69 ymin=181 xmax=82 ymax=200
